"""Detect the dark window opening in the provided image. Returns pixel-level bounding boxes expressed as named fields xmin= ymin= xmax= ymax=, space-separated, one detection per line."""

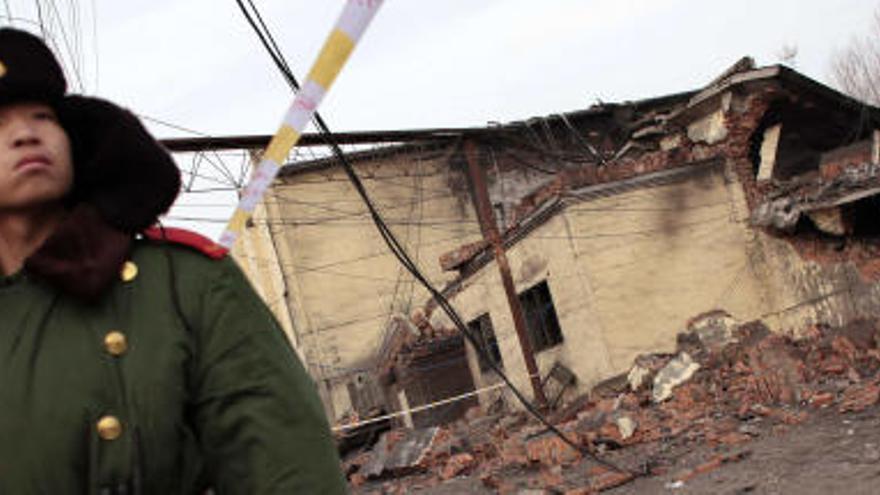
xmin=749 ymin=100 xmax=876 ymax=181
xmin=518 ymin=281 xmax=564 ymax=352
xmin=850 ymin=195 xmax=880 ymax=236
xmin=468 ymin=313 xmax=502 ymax=372
xmin=795 ymin=194 xmax=880 ymax=239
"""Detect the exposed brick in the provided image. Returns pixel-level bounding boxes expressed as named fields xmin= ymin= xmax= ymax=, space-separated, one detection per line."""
xmin=675 ymin=456 xmax=723 ymax=483
xmin=499 ymin=436 xmax=529 ymax=467
xmin=479 ymin=473 xmax=501 ymax=490
xmin=438 ymin=239 xmax=489 ymax=272
xmin=586 ymin=465 xmax=635 ymax=492
xmin=713 ymin=431 xmax=753 ymax=446
xmin=809 ymin=391 xmax=836 ymax=408
xmin=564 ymin=488 xmax=595 ymax=495
xmin=540 ymin=466 xmax=566 ymax=490
xmin=750 ymin=404 xmax=808 ymax=425
xmin=439 ymin=453 xmax=475 ymax=480
xmin=525 ymin=432 xmax=582 ymax=467
xmin=349 ymin=472 xmax=366 ymax=488
xmin=674 ymin=451 xmax=751 ymax=483
xmin=821 ymin=355 xmax=849 ymax=375
xmin=839 ymin=382 xmax=880 ymax=413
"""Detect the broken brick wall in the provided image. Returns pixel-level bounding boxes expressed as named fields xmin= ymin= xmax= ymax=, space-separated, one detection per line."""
xmin=737 ymin=89 xmax=880 ymax=334
xmin=431 ymin=85 xmax=880 ymax=413
xmin=745 ymin=224 xmax=880 ymax=333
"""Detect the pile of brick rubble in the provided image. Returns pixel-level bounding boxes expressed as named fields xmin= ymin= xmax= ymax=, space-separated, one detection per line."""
xmin=344 ymin=314 xmax=880 ymax=494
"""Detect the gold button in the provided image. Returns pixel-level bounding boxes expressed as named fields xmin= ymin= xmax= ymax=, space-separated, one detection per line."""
xmin=120 ymin=261 xmax=138 ymax=282
xmin=104 ymin=331 xmax=128 ymax=356
xmin=96 ymin=415 xmax=123 ymax=441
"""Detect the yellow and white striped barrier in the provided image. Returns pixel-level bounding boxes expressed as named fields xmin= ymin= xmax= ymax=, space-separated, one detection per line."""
xmin=218 ymin=0 xmax=384 ymax=248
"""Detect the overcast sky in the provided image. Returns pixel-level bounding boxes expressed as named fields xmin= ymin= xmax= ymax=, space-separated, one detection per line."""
xmin=2 ymin=0 xmax=877 ymax=237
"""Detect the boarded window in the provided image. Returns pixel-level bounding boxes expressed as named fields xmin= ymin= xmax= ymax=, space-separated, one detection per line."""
xmin=518 ymin=281 xmax=563 ymax=352
xmin=467 ymin=313 xmax=502 ymax=372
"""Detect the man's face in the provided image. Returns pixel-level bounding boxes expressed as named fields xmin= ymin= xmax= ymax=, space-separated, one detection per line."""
xmin=0 ymin=102 xmax=73 ymax=212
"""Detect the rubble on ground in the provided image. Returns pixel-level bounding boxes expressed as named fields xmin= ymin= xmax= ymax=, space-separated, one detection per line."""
xmin=345 ymin=317 xmax=880 ymax=493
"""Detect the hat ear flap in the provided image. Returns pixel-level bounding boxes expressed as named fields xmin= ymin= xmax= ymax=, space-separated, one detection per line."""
xmin=59 ymin=96 xmax=181 ymax=233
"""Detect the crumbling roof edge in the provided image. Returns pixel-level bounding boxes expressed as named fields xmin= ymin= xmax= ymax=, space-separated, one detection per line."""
xmin=687 ymin=65 xmax=782 ymax=111
xmin=674 ymin=64 xmax=880 ymax=127
xmin=753 ymin=160 xmax=880 ymax=231
xmin=275 ymin=139 xmax=457 ymax=179
xmin=160 ymin=126 xmax=494 ymax=153
xmin=774 ymin=65 xmax=880 ymax=118
xmin=509 ymin=89 xmax=700 ymax=126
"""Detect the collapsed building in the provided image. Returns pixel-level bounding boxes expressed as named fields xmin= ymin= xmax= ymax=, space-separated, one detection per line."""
xmin=229 ymin=58 xmax=880 ymax=429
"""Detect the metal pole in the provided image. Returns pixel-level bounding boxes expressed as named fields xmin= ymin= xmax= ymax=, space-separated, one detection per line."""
xmin=463 ymin=139 xmax=549 ymax=408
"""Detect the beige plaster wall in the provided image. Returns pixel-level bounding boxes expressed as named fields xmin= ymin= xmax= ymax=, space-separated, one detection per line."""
xmin=237 ymin=148 xmax=484 ymax=420
xmin=234 ymin=150 xmax=880 ymax=420
xmin=444 ymin=162 xmax=777 ymax=403
xmin=232 ymin=201 xmax=299 ymax=355
xmin=450 ymin=160 xmax=880 ymax=410
xmin=746 ymin=232 xmax=880 ymax=334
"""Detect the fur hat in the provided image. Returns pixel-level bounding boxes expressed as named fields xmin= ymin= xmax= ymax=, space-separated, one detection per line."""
xmin=0 ymin=28 xmax=182 ymax=300
xmin=0 ymin=27 xmax=181 ymax=231
xmin=0 ymin=28 xmax=66 ymax=106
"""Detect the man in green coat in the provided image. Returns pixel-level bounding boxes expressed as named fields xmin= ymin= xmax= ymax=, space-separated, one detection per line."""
xmin=0 ymin=28 xmax=347 ymax=494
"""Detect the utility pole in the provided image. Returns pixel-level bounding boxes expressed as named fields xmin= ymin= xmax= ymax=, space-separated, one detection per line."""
xmin=463 ymin=139 xmax=549 ymax=408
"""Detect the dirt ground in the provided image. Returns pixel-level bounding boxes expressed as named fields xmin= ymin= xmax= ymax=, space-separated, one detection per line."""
xmin=611 ymin=404 xmax=880 ymax=495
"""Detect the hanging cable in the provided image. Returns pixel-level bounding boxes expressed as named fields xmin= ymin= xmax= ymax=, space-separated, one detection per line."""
xmin=234 ymin=0 xmax=635 ymax=476
xmin=34 ymin=0 xmax=46 ymax=38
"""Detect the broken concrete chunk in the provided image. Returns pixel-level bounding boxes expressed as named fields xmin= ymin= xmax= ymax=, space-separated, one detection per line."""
xmin=627 ymin=364 xmax=651 ymax=392
xmin=806 ymin=207 xmax=850 ymax=237
xmin=660 ymin=134 xmax=683 ymax=151
xmin=387 ymin=427 xmax=440 ymax=472
xmin=615 ymin=415 xmax=638 ymax=440
xmin=687 ymin=109 xmax=728 ymax=145
xmin=751 ymin=197 xmax=800 ymax=231
xmin=359 ymin=432 xmax=392 ymax=479
xmin=360 ymin=427 xmax=440 ymax=478
xmin=625 ymin=354 xmax=674 ymax=393
xmin=653 ymin=352 xmax=701 ymax=403
xmin=439 ymin=452 xmax=475 ymax=480
xmin=756 ymin=124 xmax=781 ymax=181
xmin=685 ymin=310 xmax=740 ymax=351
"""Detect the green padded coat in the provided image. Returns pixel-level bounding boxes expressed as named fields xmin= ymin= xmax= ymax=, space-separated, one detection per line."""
xmin=0 ymin=237 xmax=347 ymax=494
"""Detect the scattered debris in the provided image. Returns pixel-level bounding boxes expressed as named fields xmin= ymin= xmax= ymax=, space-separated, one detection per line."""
xmin=627 ymin=364 xmax=651 ymax=392
xmin=357 ymin=427 xmax=440 ymax=479
xmin=652 ymin=352 xmax=701 ymax=403
xmin=347 ymin=317 xmax=880 ymax=493
xmin=673 ymin=450 xmax=752 ymax=483
xmin=684 ymin=309 xmax=740 ymax=351
xmin=615 ymin=416 xmax=638 ymax=440
xmin=335 ymin=407 xmax=392 ymax=457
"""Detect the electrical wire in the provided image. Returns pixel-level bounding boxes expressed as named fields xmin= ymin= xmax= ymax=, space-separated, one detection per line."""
xmin=234 ymin=0 xmax=634 ymax=476
xmin=42 ymin=0 xmax=86 ymax=91
xmin=140 ymin=113 xmax=211 ymax=137
xmin=89 ymin=0 xmax=98 ymax=92
xmin=34 ymin=0 xmax=46 ymax=38
xmin=2 ymin=0 xmax=12 ymax=25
